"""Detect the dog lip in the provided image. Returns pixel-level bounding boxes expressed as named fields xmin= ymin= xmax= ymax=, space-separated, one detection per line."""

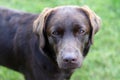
xmin=59 ymin=62 xmax=81 ymax=70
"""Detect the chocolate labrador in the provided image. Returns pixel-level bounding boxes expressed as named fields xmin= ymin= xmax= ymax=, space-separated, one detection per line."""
xmin=0 ymin=6 xmax=101 ymax=80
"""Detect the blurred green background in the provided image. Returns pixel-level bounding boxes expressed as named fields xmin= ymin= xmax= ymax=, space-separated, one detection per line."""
xmin=0 ymin=0 xmax=120 ymax=80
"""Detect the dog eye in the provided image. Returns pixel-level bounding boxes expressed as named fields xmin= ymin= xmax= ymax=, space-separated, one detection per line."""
xmin=51 ymin=28 xmax=64 ymax=37
xmin=79 ymin=29 xmax=85 ymax=34
xmin=52 ymin=31 xmax=60 ymax=36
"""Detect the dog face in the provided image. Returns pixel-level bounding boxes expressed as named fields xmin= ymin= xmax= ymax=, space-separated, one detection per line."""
xmin=33 ymin=6 xmax=101 ymax=70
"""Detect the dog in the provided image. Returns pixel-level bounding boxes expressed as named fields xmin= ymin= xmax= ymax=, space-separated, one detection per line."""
xmin=0 ymin=6 xmax=101 ymax=80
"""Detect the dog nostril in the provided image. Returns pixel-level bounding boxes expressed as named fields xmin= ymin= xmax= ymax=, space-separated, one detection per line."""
xmin=72 ymin=58 xmax=77 ymax=62
xmin=64 ymin=59 xmax=69 ymax=62
xmin=63 ymin=57 xmax=77 ymax=63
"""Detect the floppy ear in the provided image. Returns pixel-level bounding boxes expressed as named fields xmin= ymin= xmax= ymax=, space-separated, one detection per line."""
xmin=80 ymin=6 xmax=101 ymax=44
xmin=33 ymin=8 xmax=53 ymax=48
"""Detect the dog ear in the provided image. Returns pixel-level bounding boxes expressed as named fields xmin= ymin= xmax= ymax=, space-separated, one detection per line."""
xmin=33 ymin=8 xmax=53 ymax=48
xmin=80 ymin=6 xmax=101 ymax=44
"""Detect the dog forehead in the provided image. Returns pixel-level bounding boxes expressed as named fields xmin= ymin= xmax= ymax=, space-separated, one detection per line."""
xmin=46 ymin=6 xmax=90 ymax=32
xmin=50 ymin=6 xmax=88 ymax=22
xmin=48 ymin=7 xmax=89 ymax=26
xmin=54 ymin=6 xmax=79 ymax=15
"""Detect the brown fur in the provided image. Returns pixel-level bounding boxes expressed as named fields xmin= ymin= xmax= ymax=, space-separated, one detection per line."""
xmin=0 ymin=6 xmax=101 ymax=80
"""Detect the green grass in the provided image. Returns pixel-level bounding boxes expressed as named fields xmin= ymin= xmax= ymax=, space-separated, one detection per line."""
xmin=0 ymin=0 xmax=120 ymax=80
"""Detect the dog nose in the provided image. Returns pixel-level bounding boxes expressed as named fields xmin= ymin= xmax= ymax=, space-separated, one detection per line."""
xmin=63 ymin=56 xmax=77 ymax=63
xmin=61 ymin=47 xmax=79 ymax=63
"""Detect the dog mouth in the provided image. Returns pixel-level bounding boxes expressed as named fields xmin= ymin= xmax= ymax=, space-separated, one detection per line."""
xmin=59 ymin=62 xmax=81 ymax=70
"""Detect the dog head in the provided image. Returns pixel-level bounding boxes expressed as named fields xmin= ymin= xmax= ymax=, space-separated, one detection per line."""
xmin=33 ymin=6 xmax=101 ymax=70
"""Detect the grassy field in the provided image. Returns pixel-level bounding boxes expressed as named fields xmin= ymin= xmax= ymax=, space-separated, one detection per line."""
xmin=0 ymin=0 xmax=120 ymax=80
